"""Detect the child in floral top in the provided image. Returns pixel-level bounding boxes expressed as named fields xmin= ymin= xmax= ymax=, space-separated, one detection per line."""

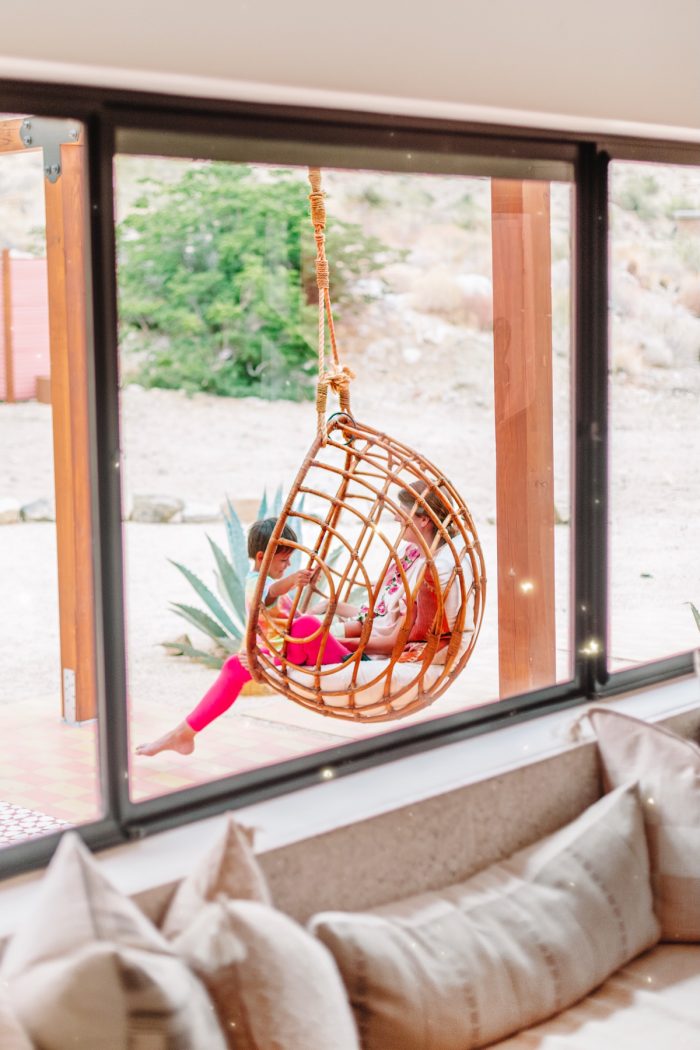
xmin=311 ymin=480 xmax=457 ymax=659
xmin=136 ymin=518 xmax=350 ymax=757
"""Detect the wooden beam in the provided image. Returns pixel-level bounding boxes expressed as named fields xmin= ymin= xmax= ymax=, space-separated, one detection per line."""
xmin=0 ymin=118 xmax=35 ymax=155
xmin=44 ymin=141 xmax=97 ymax=722
xmin=1 ymin=250 xmax=15 ymax=403
xmin=491 ymin=179 xmax=556 ymax=698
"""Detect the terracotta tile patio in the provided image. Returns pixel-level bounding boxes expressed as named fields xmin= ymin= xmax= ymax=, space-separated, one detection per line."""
xmin=0 ymin=650 xmax=500 ymax=849
xmin=0 ymin=691 xmax=349 ymax=844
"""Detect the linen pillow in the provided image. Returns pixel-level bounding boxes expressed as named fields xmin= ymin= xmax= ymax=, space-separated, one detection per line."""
xmin=310 ymin=784 xmax=659 ymax=1050
xmin=172 ymin=898 xmax=360 ymax=1050
xmin=589 ymin=705 xmax=700 ymax=941
xmin=0 ymin=989 xmax=33 ymax=1050
xmin=161 ymin=813 xmax=272 ymax=939
xmin=159 ymin=813 xmax=359 ymax=1049
xmin=0 ymin=832 xmax=227 ymax=1050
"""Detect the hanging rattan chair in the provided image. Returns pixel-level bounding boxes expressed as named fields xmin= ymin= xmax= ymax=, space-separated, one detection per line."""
xmin=245 ymin=169 xmax=486 ymax=722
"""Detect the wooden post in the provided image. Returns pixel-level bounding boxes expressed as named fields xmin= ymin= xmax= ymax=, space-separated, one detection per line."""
xmin=0 ymin=118 xmax=25 ymax=155
xmin=1 ymin=250 xmax=15 ymax=403
xmin=491 ymin=180 xmax=556 ymax=697
xmin=0 ymin=116 xmax=95 ymax=721
xmin=43 ymin=140 xmax=96 ymax=722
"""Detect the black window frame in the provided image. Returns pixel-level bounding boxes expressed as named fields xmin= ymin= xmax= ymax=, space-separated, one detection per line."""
xmin=1 ymin=76 xmax=698 ymax=878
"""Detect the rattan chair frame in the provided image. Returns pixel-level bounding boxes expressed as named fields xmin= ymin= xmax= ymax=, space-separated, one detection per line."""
xmin=245 ymin=413 xmax=486 ymax=722
xmin=243 ymin=167 xmax=485 ymax=721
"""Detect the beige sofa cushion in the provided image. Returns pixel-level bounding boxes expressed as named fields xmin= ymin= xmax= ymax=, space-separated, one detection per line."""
xmin=492 ymin=944 xmax=700 ymax=1048
xmin=0 ymin=833 xmax=226 ymax=1050
xmin=589 ymin=706 xmax=700 ymax=941
xmin=173 ymin=899 xmax=361 ymax=1050
xmin=0 ymin=990 xmax=33 ymax=1050
xmin=159 ymin=814 xmax=359 ymax=1049
xmin=161 ymin=814 xmax=271 ymax=939
xmin=310 ymin=784 xmax=659 ymax=1050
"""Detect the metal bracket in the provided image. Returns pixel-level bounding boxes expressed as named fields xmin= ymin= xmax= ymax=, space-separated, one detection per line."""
xmin=19 ymin=117 xmax=82 ymax=183
xmin=62 ymin=667 xmax=77 ymax=724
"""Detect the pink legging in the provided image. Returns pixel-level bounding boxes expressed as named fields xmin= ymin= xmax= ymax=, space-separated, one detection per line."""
xmin=186 ymin=615 xmax=350 ymax=732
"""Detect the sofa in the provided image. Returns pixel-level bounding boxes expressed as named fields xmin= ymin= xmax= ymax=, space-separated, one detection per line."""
xmin=1 ymin=705 xmax=699 ymax=1049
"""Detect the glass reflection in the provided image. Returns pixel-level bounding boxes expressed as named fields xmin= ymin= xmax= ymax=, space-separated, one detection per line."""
xmin=112 ymin=154 xmax=573 ymax=801
xmin=609 ymin=161 xmax=700 ymax=670
xmin=0 ymin=114 xmax=100 ymax=848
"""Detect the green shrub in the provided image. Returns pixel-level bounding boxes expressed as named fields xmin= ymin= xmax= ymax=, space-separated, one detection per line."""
xmin=118 ymin=164 xmax=392 ymax=400
xmin=614 ymin=173 xmax=660 ymax=221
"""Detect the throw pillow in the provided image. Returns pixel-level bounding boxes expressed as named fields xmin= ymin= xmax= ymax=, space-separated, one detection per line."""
xmin=171 ymin=898 xmax=360 ymax=1050
xmin=310 ymin=784 xmax=659 ymax=1050
xmin=161 ymin=813 xmax=271 ymax=939
xmin=0 ymin=988 xmax=33 ymax=1050
xmin=0 ymin=832 xmax=227 ymax=1050
xmin=589 ymin=705 xmax=700 ymax=941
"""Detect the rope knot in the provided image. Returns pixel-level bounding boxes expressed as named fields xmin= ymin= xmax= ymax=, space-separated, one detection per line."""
xmin=316 ymin=364 xmax=355 ymax=443
xmin=327 ymin=363 xmax=355 ymax=395
xmin=315 ymin=257 xmax=330 ymax=290
xmin=309 ymin=193 xmax=326 ymax=229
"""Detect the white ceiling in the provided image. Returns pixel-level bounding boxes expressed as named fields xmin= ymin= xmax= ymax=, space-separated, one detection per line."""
xmin=1 ymin=0 xmax=699 ymax=135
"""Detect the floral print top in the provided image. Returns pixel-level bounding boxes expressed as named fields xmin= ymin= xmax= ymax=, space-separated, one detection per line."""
xmin=357 ymin=543 xmax=422 ymax=623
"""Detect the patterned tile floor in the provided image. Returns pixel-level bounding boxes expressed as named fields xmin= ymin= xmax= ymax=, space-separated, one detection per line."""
xmin=0 ymin=674 xmax=495 ymax=846
xmin=0 ymin=693 xmax=346 ymax=839
xmin=0 ymin=802 xmax=68 ymax=846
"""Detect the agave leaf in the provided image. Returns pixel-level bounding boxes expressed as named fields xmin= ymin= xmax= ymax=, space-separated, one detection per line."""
xmin=291 ymin=493 xmax=321 ymax=598
xmin=258 ymin=488 xmax=268 ymax=519
xmin=170 ymin=601 xmax=231 ymax=640
xmin=310 ymin=543 xmax=346 ymax=599
xmin=291 ymin=492 xmax=307 ymax=523
xmin=208 ymin=535 xmax=246 ymax=623
xmin=217 ymin=635 xmax=243 ymax=653
xmin=348 ymin=584 xmax=367 ymax=606
xmin=272 ymin=482 xmax=284 ymax=516
xmin=327 ymin=544 xmax=344 ymax=568
xmin=223 ymin=496 xmax=249 ymax=583
xmin=687 ymin=601 xmax=700 ymax=632
xmin=288 ymin=492 xmax=306 ymax=573
xmin=169 ymin=560 xmax=241 ymax=637
xmin=162 ymin=640 xmax=223 ymax=669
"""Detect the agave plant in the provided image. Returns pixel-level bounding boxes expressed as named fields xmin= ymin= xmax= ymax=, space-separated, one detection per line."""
xmin=688 ymin=602 xmax=700 ymax=632
xmin=164 ymin=486 xmax=307 ymax=668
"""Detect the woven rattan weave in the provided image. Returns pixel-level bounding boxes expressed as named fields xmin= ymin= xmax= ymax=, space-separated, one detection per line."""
xmin=244 ymin=169 xmax=485 ymax=721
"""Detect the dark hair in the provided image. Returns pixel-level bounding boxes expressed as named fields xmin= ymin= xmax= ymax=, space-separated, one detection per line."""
xmin=247 ymin=517 xmax=297 ymax=559
xmin=397 ymin=480 xmax=455 ymax=536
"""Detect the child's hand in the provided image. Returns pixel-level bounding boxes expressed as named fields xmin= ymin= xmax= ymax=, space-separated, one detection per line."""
xmin=288 ymin=568 xmax=315 ymax=590
xmin=237 ymin=650 xmax=250 ymax=671
xmin=308 ymin=565 xmax=322 ymax=588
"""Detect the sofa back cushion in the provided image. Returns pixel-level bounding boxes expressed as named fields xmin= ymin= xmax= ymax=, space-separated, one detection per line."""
xmin=173 ymin=899 xmax=360 ymax=1050
xmin=161 ymin=814 xmax=271 ymax=939
xmin=589 ymin=706 xmax=700 ymax=941
xmin=309 ymin=784 xmax=659 ymax=1050
xmin=0 ymin=833 xmax=227 ymax=1050
xmin=158 ymin=814 xmax=360 ymax=1050
xmin=0 ymin=989 xmax=33 ymax=1050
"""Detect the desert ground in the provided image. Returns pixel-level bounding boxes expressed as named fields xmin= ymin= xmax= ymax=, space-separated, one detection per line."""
xmin=1 ymin=157 xmax=699 ymax=764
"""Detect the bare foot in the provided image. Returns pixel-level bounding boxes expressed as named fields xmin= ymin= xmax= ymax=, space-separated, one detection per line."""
xmin=135 ymin=721 xmax=196 ymax=757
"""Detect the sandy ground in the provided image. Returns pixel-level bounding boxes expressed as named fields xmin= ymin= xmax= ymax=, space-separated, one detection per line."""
xmin=2 ymin=159 xmax=699 ymax=746
xmin=1 ymin=345 xmax=698 ymax=745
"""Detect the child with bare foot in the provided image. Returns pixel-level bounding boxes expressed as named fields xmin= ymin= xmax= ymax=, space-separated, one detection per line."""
xmin=135 ymin=517 xmax=351 ymax=757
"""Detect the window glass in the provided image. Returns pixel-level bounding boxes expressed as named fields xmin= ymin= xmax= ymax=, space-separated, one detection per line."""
xmin=0 ymin=113 xmax=101 ymax=848
xmin=112 ymin=145 xmax=574 ymax=803
xmin=609 ymin=160 xmax=700 ymax=670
